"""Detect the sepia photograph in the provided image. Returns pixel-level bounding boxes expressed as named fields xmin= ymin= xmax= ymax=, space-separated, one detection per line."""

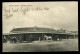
xmin=2 ymin=1 xmax=78 ymax=52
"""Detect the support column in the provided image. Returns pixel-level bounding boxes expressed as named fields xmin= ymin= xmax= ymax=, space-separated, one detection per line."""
xmin=51 ymin=37 xmax=52 ymax=41
xmin=46 ymin=37 xmax=48 ymax=41
xmin=73 ymin=35 xmax=75 ymax=39
xmin=52 ymin=33 xmax=53 ymax=41
xmin=17 ymin=34 xmax=20 ymax=43
xmin=42 ymin=33 xmax=44 ymax=41
xmin=21 ymin=34 xmax=22 ymax=42
xmin=26 ymin=34 xmax=27 ymax=41
xmin=16 ymin=34 xmax=19 ymax=43
xmin=17 ymin=34 xmax=20 ymax=42
xmin=7 ymin=35 xmax=10 ymax=43
xmin=39 ymin=37 xmax=40 ymax=41
xmin=19 ymin=34 xmax=22 ymax=43
xmin=66 ymin=35 xmax=67 ymax=39
xmin=30 ymin=33 xmax=33 ymax=41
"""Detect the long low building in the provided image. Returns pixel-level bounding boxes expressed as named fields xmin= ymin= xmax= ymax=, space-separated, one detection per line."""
xmin=2 ymin=26 xmax=78 ymax=43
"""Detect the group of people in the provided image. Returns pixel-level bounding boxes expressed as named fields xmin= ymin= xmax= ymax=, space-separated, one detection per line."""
xmin=9 ymin=36 xmax=17 ymax=43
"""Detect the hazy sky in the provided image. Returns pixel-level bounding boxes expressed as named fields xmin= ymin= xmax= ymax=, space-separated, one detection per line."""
xmin=2 ymin=2 xmax=78 ymax=33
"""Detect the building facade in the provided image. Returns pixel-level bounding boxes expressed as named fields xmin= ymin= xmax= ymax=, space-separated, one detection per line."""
xmin=2 ymin=26 xmax=78 ymax=43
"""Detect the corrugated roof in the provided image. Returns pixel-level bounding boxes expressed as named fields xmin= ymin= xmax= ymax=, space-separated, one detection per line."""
xmin=3 ymin=26 xmax=77 ymax=35
xmin=10 ymin=27 xmax=57 ymax=33
xmin=3 ymin=33 xmax=20 ymax=35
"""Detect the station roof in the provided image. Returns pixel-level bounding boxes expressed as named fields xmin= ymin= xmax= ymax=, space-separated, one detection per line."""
xmin=3 ymin=33 xmax=20 ymax=35
xmin=3 ymin=26 xmax=78 ymax=35
xmin=10 ymin=26 xmax=57 ymax=33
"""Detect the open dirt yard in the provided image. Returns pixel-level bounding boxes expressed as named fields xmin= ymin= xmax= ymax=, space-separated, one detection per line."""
xmin=2 ymin=39 xmax=78 ymax=52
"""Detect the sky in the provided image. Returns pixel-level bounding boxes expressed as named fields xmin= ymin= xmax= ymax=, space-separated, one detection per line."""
xmin=2 ymin=2 xmax=78 ymax=33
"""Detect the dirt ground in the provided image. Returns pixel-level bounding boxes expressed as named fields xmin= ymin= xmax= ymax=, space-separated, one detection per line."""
xmin=2 ymin=39 xmax=78 ymax=52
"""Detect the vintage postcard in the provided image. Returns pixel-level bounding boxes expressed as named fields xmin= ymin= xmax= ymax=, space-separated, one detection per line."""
xmin=2 ymin=2 xmax=78 ymax=52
